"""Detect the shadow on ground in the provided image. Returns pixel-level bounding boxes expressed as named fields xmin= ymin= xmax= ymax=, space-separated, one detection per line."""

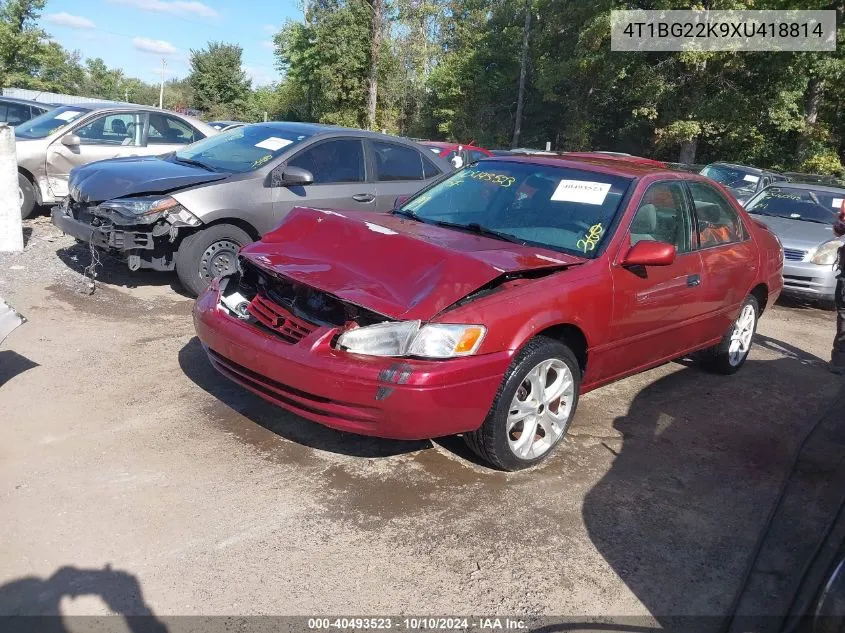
xmin=179 ymin=336 xmax=434 ymax=459
xmin=54 ymin=243 xmax=189 ymax=297
xmin=582 ymin=335 xmax=844 ymax=633
xmin=0 ymin=351 xmax=38 ymax=388
xmin=0 ymin=565 xmax=167 ymax=632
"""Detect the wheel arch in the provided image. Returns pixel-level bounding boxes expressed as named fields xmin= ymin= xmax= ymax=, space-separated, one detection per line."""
xmin=749 ymin=282 xmax=768 ymax=314
xmin=17 ymin=166 xmax=42 ymax=204
xmin=201 ymin=216 xmax=261 ymax=242
xmin=529 ymin=322 xmax=589 ymax=376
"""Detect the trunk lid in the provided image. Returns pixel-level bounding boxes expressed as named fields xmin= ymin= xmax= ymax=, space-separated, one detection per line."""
xmin=240 ymin=207 xmax=584 ymax=320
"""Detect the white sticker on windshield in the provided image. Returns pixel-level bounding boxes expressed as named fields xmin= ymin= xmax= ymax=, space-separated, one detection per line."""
xmin=742 ymin=174 xmax=760 ymax=183
xmin=551 ymin=180 xmax=611 ymax=205
xmin=832 ymin=198 xmax=843 ymax=209
xmin=255 ymin=137 xmax=293 ymax=151
xmin=54 ymin=110 xmax=82 ymax=122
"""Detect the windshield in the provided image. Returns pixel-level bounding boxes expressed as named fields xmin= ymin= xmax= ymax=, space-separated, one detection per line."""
xmin=174 ymin=125 xmax=312 ymax=173
xmin=746 ymin=187 xmax=843 ymax=224
xmin=14 ymin=105 xmax=90 ymax=139
xmin=397 ymin=161 xmax=632 ymax=257
xmin=701 ymin=165 xmax=761 ymax=198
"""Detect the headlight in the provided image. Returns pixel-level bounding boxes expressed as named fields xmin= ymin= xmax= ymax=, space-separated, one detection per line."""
xmin=811 ymin=240 xmax=843 ymax=265
xmin=96 ymin=196 xmax=201 ymax=226
xmin=336 ymin=321 xmax=486 ymax=358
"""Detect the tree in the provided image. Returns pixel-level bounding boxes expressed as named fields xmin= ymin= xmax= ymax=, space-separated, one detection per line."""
xmin=0 ymin=0 xmax=47 ymax=87
xmin=366 ymin=0 xmax=385 ymax=130
xmin=188 ymin=41 xmax=251 ymax=114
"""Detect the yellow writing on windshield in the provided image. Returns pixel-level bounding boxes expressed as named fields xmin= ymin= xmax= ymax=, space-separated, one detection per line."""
xmin=466 ymin=171 xmax=516 ymax=188
xmin=252 ymin=154 xmax=273 ymax=168
xmin=577 ymin=223 xmax=604 ymax=253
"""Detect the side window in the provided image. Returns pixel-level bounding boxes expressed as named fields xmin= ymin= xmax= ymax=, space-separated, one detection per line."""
xmin=75 ymin=113 xmax=141 ymax=146
xmin=422 ymin=156 xmax=441 ymax=179
xmin=629 ymin=181 xmax=693 ymax=254
xmin=288 ymin=138 xmax=365 ymax=184
xmin=0 ymin=104 xmax=7 ymax=122
xmin=372 ymin=141 xmax=425 ymax=181
xmin=6 ymin=104 xmax=29 ymax=125
xmin=688 ymin=181 xmax=744 ymax=248
xmin=148 ymin=113 xmax=200 ymax=144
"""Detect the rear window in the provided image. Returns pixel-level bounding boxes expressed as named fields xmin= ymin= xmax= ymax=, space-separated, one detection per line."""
xmin=399 ymin=161 xmax=632 ymax=257
xmin=174 ymin=124 xmax=312 ymax=173
xmin=14 ymin=105 xmax=90 ymax=139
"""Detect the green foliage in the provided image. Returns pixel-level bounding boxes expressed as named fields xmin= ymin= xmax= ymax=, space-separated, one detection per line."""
xmin=189 ymin=41 xmax=251 ymax=116
xmin=799 ymin=150 xmax=843 ymax=176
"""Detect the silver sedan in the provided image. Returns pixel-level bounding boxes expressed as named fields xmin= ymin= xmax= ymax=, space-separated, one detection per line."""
xmin=744 ymin=183 xmax=845 ymax=306
xmin=15 ymin=103 xmax=216 ymax=218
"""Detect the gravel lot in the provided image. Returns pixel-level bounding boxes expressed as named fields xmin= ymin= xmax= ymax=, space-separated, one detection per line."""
xmin=1 ymin=214 xmax=844 ymax=630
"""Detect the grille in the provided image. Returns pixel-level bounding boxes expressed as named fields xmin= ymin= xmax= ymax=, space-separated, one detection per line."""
xmin=247 ymin=293 xmax=317 ymax=344
xmin=783 ymin=248 xmax=807 ymax=262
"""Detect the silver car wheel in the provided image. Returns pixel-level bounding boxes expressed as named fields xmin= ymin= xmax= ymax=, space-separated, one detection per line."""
xmin=199 ymin=239 xmax=240 ymax=281
xmin=728 ymin=303 xmax=756 ymax=367
xmin=19 ymin=186 xmax=24 ymax=207
xmin=507 ymin=358 xmax=575 ymax=460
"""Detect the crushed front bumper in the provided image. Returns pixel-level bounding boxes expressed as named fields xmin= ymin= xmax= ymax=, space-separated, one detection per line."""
xmin=193 ymin=282 xmax=513 ymax=440
xmin=51 ymin=204 xmax=177 ymax=271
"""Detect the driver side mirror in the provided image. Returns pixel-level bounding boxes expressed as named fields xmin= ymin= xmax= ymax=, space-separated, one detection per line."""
xmin=274 ymin=165 xmax=314 ymax=187
xmin=622 ymin=240 xmax=676 ymax=267
xmin=60 ymin=133 xmax=80 ymax=147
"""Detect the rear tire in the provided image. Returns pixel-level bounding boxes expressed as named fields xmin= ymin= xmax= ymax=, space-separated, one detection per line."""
xmin=703 ymin=295 xmax=759 ymax=375
xmin=175 ymin=223 xmax=252 ymax=297
xmin=464 ymin=336 xmax=580 ymax=471
xmin=19 ymin=173 xmax=35 ymax=219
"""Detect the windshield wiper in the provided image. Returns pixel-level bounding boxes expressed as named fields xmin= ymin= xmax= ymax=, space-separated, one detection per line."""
xmin=429 ymin=220 xmax=527 ymax=245
xmin=174 ymin=156 xmax=216 ymax=172
xmin=393 ymin=209 xmax=420 ymax=221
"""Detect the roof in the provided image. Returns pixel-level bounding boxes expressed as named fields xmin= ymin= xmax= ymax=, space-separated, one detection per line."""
xmin=707 ymin=162 xmax=783 ymax=176
xmin=0 ymin=96 xmax=55 ymax=107
xmin=482 ymin=154 xmax=676 ymax=178
xmin=419 ymin=140 xmax=486 ymax=149
xmin=767 ymin=182 xmax=845 ymax=195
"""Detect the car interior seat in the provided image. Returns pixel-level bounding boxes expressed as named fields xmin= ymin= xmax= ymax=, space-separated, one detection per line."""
xmin=630 ymin=203 xmax=658 ymax=244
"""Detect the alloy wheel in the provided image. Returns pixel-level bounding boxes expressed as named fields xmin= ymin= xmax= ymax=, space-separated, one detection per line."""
xmin=507 ymin=358 xmax=575 ymax=460
xmin=728 ymin=304 xmax=756 ymax=366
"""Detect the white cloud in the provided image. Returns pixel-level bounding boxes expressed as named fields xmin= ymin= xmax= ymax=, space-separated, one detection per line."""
xmin=261 ymin=40 xmax=275 ymax=50
xmin=133 ymin=37 xmax=180 ymax=55
xmin=45 ymin=12 xmax=96 ymax=29
xmin=244 ymin=65 xmax=276 ymax=88
xmin=109 ymin=0 xmax=217 ymax=19
xmin=262 ymin=24 xmax=279 ymax=34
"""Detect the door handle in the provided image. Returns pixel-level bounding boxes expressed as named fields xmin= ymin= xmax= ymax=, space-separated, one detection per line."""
xmin=687 ymin=274 xmax=701 ymax=288
xmin=352 ymin=193 xmax=375 ymax=203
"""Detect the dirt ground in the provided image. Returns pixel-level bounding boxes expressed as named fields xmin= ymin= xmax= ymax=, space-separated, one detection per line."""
xmin=1 ymin=215 xmax=844 ymax=630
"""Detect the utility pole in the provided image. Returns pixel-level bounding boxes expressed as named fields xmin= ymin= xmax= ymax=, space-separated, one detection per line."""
xmin=511 ymin=0 xmax=531 ymax=149
xmin=158 ymin=58 xmax=167 ymax=109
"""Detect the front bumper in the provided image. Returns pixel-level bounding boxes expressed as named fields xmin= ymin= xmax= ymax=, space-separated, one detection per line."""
xmin=782 ymin=260 xmax=838 ymax=302
xmin=193 ymin=285 xmax=513 ymax=440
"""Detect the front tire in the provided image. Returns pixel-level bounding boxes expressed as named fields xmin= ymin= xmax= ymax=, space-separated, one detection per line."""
xmin=175 ymin=223 xmax=252 ymax=297
xmin=19 ymin=173 xmax=35 ymax=219
xmin=464 ymin=336 xmax=580 ymax=471
xmin=704 ymin=295 xmax=759 ymax=375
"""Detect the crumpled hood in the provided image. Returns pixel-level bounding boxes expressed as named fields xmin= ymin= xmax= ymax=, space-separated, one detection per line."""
xmin=69 ymin=155 xmax=229 ymax=203
xmin=240 ymin=207 xmax=585 ymax=320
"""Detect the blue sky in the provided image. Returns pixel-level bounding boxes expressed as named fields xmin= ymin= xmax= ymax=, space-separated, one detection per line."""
xmin=41 ymin=0 xmax=303 ymax=87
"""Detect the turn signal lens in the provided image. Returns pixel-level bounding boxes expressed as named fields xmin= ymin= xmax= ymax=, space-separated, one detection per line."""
xmin=408 ymin=324 xmax=487 ymax=358
xmin=455 ymin=327 xmax=485 ymax=353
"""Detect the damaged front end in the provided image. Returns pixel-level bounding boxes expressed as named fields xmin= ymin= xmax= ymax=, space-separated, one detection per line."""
xmin=216 ymin=257 xmax=386 ymax=344
xmin=53 ymin=195 xmax=202 ymax=271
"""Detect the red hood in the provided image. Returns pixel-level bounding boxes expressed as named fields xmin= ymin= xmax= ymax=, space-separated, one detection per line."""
xmin=239 ymin=207 xmax=584 ymax=320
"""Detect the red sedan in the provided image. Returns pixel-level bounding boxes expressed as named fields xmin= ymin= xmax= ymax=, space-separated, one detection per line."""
xmin=419 ymin=141 xmax=493 ymax=166
xmin=194 ymin=155 xmax=783 ymax=470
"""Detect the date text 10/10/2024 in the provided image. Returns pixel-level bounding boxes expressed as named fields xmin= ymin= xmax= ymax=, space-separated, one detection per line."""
xmin=307 ymin=618 xmax=528 ymax=630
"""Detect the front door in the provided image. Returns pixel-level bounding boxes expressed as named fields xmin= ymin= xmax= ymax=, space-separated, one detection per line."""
xmin=608 ymin=181 xmax=706 ymax=376
xmin=45 ymin=111 xmax=143 ymax=199
xmin=272 ymin=137 xmax=377 ymax=223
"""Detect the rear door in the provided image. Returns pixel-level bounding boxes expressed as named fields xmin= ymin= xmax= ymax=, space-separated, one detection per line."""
xmin=686 ymin=180 xmax=758 ymax=341
xmin=369 ymin=139 xmax=443 ymax=211
xmin=271 ymin=137 xmax=376 ymax=221
xmin=608 ymin=180 xmax=706 ymax=374
xmin=45 ymin=111 xmax=143 ymax=199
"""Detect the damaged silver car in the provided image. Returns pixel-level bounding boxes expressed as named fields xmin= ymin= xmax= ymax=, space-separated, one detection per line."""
xmin=0 ymin=297 xmax=25 ymax=346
